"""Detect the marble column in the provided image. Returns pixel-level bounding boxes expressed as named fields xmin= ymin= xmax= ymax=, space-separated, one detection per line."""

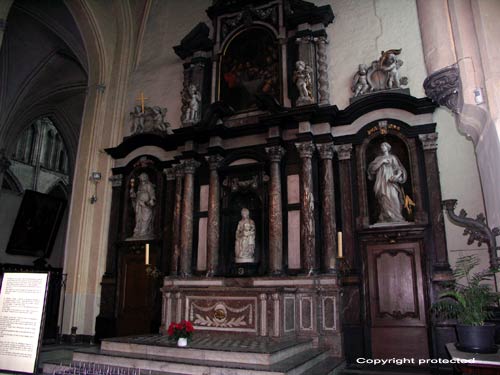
xmin=335 ymin=144 xmax=354 ymax=270
xmin=295 ymin=141 xmax=316 ymax=274
xmin=266 ymin=146 xmax=285 ymax=275
xmin=180 ymin=159 xmax=200 ymax=277
xmin=315 ymin=35 xmax=330 ymax=106
xmin=419 ymin=133 xmax=449 ymax=270
xmin=171 ymin=165 xmax=184 ymax=276
xmin=317 ymin=143 xmax=336 ymax=273
xmin=206 ymin=154 xmax=223 ymax=277
xmin=0 ymin=149 xmax=11 ymax=198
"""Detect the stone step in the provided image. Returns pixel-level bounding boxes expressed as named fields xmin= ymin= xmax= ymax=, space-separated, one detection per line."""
xmin=301 ymin=356 xmax=345 ymax=375
xmin=100 ymin=334 xmax=313 ymax=365
xmin=69 ymin=346 xmax=332 ymax=375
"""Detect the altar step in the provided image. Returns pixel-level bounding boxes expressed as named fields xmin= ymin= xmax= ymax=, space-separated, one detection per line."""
xmin=43 ymin=334 xmax=343 ymax=375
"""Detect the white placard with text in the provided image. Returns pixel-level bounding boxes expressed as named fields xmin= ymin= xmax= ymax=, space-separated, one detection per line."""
xmin=0 ymin=272 xmax=49 ymax=374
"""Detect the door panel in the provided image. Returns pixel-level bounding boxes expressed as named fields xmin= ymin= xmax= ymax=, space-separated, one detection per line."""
xmin=366 ymin=242 xmax=429 ymax=359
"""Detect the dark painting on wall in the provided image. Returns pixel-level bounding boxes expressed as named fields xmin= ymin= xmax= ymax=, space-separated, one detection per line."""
xmin=6 ymin=190 xmax=66 ymax=258
xmin=219 ymin=26 xmax=280 ymax=112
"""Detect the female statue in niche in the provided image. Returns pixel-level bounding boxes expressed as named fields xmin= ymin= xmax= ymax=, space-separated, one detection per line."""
xmin=367 ymin=142 xmax=407 ymax=223
xmin=235 ymin=208 xmax=256 ymax=263
xmin=130 ymin=173 xmax=156 ymax=238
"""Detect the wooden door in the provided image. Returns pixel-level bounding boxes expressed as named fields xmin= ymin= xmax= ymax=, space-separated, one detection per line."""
xmin=116 ymin=252 xmax=155 ymax=336
xmin=366 ymin=242 xmax=429 ymax=359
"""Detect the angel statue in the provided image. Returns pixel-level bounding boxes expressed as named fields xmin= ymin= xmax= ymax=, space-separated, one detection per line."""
xmin=130 ymin=105 xmax=145 ymax=134
xmin=183 ymin=84 xmax=202 ymax=124
xmin=352 ymin=64 xmax=370 ymax=97
xmin=293 ymin=60 xmax=314 ymax=105
xmin=379 ymin=49 xmax=404 ymax=89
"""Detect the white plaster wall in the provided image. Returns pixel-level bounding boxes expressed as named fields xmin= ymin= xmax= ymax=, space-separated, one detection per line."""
xmin=323 ymin=0 xmax=427 ymax=109
xmin=125 ymin=0 xmax=212 ymax=133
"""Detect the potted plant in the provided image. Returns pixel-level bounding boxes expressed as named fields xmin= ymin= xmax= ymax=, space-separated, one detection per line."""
xmin=432 ymin=255 xmax=499 ymax=353
xmin=167 ymin=320 xmax=194 ymax=347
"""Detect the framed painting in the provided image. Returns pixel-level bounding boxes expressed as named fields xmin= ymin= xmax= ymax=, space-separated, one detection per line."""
xmin=6 ymin=190 xmax=66 ymax=258
xmin=219 ymin=26 xmax=281 ymax=112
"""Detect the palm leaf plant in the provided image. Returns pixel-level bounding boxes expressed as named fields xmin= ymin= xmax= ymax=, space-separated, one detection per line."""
xmin=432 ymin=255 xmax=500 ymax=352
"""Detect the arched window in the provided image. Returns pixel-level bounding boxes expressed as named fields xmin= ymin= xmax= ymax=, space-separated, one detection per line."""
xmin=44 ymin=130 xmax=54 ymax=169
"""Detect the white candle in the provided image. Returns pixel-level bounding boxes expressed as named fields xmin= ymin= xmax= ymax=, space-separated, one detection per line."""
xmin=337 ymin=232 xmax=343 ymax=258
xmin=145 ymin=243 xmax=150 ymax=265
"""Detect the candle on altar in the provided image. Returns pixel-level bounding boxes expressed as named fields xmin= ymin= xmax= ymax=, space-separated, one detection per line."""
xmin=337 ymin=232 xmax=343 ymax=258
xmin=145 ymin=243 xmax=150 ymax=265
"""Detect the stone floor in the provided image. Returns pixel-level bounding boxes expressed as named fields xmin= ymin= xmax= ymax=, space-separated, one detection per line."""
xmin=35 ymin=340 xmax=453 ymax=375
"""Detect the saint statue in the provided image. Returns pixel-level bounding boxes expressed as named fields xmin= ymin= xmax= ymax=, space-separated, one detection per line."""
xmin=130 ymin=173 xmax=156 ymax=238
xmin=234 ymin=208 xmax=256 ymax=263
xmin=367 ymin=142 xmax=407 ymax=223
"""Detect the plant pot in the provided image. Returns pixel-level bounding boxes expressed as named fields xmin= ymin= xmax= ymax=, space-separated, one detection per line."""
xmin=456 ymin=323 xmax=497 ymax=354
xmin=177 ymin=337 xmax=188 ymax=347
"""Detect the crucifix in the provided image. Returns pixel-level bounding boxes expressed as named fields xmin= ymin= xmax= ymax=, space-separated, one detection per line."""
xmin=135 ymin=91 xmax=149 ymax=113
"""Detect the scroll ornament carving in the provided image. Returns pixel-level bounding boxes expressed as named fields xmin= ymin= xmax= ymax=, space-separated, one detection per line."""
xmin=220 ymin=4 xmax=278 ymax=40
xmin=223 ymin=175 xmax=259 ymax=192
xmin=130 ymin=105 xmax=173 ymax=135
xmin=351 ymin=49 xmax=408 ymax=97
xmin=423 ymin=64 xmax=460 ymax=113
xmin=442 ymin=199 xmax=499 ymax=268
xmin=191 ymin=302 xmax=252 ymax=328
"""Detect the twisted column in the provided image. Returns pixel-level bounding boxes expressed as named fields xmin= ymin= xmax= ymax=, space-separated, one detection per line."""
xmin=180 ymin=159 xmax=200 ymax=277
xmin=206 ymin=154 xmax=223 ymax=277
xmin=266 ymin=146 xmax=285 ymax=275
xmin=295 ymin=141 xmax=316 ymax=274
xmin=315 ymin=36 xmax=330 ymax=106
xmin=317 ymin=142 xmax=336 ymax=272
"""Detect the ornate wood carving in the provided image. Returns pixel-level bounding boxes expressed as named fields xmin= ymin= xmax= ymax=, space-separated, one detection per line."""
xmin=423 ymin=63 xmax=460 ymax=113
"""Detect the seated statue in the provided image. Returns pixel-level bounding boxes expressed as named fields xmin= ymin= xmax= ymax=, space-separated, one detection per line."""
xmin=235 ymin=208 xmax=256 ymax=263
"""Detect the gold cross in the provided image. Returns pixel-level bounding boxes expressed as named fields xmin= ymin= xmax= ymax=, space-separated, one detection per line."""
xmin=135 ymin=91 xmax=149 ymax=113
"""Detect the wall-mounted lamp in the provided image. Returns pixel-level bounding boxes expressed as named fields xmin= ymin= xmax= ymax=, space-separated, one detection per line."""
xmin=474 ymin=88 xmax=484 ymax=105
xmin=90 ymin=172 xmax=102 ymax=204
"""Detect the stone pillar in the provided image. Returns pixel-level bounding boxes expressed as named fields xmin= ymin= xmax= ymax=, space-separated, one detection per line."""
xmin=315 ymin=35 xmax=330 ymax=106
xmin=419 ymin=133 xmax=449 ymax=270
xmin=181 ymin=159 xmax=200 ymax=277
xmin=206 ymin=154 xmax=223 ymax=277
xmin=0 ymin=149 xmax=11 ymax=197
xmin=266 ymin=146 xmax=285 ymax=275
xmin=295 ymin=141 xmax=316 ymax=274
xmin=180 ymin=159 xmax=200 ymax=277
xmin=317 ymin=143 xmax=336 ymax=273
xmin=171 ymin=165 xmax=184 ymax=276
xmin=335 ymin=144 xmax=355 ymax=270
xmin=105 ymin=174 xmax=123 ymax=275
xmin=164 ymin=168 xmax=176 ymax=272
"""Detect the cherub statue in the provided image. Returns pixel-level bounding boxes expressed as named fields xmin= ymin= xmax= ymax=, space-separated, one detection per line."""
xmin=151 ymin=106 xmax=173 ymax=134
xmin=184 ymin=84 xmax=202 ymax=124
xmin=130 ymin=105 xmax=145 ymax=134
xmin=293 ymin=60 xmax=314 ymax=105
xmin=379 ymin=49 xmax=404 ymax=89
xmin=352 ymin=64 xmax=370 ymax=97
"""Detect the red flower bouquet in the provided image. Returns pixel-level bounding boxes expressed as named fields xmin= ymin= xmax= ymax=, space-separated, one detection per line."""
xmin=167 ymin=320 xmax=194 ymax=341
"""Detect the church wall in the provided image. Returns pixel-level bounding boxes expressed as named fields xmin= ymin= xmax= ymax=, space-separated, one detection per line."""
xmin=121 ymin=0 xmax=486 ymax=268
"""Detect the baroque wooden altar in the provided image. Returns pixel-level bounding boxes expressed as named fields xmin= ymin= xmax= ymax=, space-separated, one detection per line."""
xmin=97 ymin=0 xmax=453 ymax=363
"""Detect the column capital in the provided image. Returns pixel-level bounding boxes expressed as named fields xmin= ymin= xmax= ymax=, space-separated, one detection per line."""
xmin=181 ymin=159 xmax=201 ymax=174
xmin=109 ymin=174 xmax=123 ymax=187
xmin=295 ymin=35 xmax=315 ymax=44
xmin=206 ymin=154 xmax=224 ymax=170
xmin=0 ymin=149 xmax=11 ymax=173
xmin=174 ymin=164 xmax=185 ymax=178
xmin=163 ymin=168 xmax=176 ymax=181
xmin=419 ymin=133 xmax=438 ymax=150
xmin=334 ymin=144 xmax=353 ymax=161
xmin=316 ymin=142 xmax=334 ymax=160
xmin=314 ymin=35 xmax=328 ymax=45
xmin=265 ymin=146 xmax=286 ymax=162
xmin=295 ymin=141 xmax=315 ymax=158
